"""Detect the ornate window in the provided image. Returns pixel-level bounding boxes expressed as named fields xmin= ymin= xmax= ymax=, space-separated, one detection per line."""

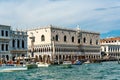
xmin=83 ymin=37 xmax=86 ymax=43
xmin=64 ymin=35 xmax=67 ymax=42
xmin=90 ymin=39 xmax=92 ymax=45
xmin=72 ymin=36 xmax=74 ymax=42
xmin=96 ymin=40 xmax=99 ymax=45
xmin=41 ymin=35 xmax=45 ymax=41
xmin=55 ymin=35 xmax=58 ymax=41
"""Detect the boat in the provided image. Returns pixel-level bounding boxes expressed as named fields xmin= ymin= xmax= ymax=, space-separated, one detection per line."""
xmin=84 ymin=60 xmax=91 ymax=64
xmin=35 ymin=53 xmax=51 ymax=67
xmin=62 ymin=61 xmax=72 ymax=68
xmin=26 ymin=63 xmax=38 ymax=69
xmin=73 ymin=60 xmax=82 ymax=65
xmin=36 ymin=62 xmax=50 ymax=67
xmin=84 ymin=59 xmax=101 ymax=64
xmin=0 ymin=64 xmax=27 ymax=72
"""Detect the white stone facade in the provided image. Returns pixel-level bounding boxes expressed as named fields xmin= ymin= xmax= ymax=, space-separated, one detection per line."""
xmin=27 ymin=25 xmax=101 ymax=62
xmin=0 ymin=25 xmax=27 ymax=61
xmin=101 ymin=37 xmax=120 ymax=58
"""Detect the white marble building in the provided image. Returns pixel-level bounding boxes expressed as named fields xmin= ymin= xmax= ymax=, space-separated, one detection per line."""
xmin=101 ymin=37 xmax=120 ymax=58
xmin=0 ymin=25 xmax=27 ymax=61
xmin=27 ymin=25 xmax=101 ymax=62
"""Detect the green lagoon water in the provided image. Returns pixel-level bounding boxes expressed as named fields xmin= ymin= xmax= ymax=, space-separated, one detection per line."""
xmin=0 ymin=61 xmax=120 ymax=80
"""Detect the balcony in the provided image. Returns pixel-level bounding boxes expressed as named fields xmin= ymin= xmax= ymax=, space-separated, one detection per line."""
xmin=11 ymin=47 xmax=27 ymax=50
xmin=0 ymin=51 xmax=10 ymax=54
xmin=0 ymin=36 xmax=11 ymax=40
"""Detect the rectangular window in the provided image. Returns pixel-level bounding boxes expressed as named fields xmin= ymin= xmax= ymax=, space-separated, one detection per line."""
xmin=17 ymin=40 xmax=20 ymax=48
xmin=6 ymin=31 xmax=8 ymax=36
xmin=6 ymin=44 xmax=8 ymax=51
xmin=78 ymin=39 xmax=80 ymax=43
xmin=1 ymin=30 xmax=4 ymax=36
xmin=104 ymin=47 xmax=106 ymax=52
xmin=1 ymin=44 xmax=4 ymax=51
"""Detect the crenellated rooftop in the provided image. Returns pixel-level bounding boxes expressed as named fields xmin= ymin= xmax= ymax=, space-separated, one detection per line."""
xmin=26 ymin=25 xmax=100 ymax=34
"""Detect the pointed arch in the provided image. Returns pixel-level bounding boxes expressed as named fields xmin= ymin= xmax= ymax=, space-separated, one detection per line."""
xmin=55 ymin=35 xmax=59 ymax=41
xmin=41 ymin=35 xmax=45 ymax=41
xmin=72 ymin=36 xmax=74 ymax=42
xmin=96 ymin=40 xmax=99 ymax=45
xmin=64 ymin=35 xmax=67 ymax=42
xmin=90 ymin=39 xmax=92 ymax=45
xmin=83 ymin=37 xmax=86 ymax=43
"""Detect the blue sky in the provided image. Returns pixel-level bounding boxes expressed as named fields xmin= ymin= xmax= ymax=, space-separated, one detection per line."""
xmin=0 ymin=0 xmax=120 ymax=38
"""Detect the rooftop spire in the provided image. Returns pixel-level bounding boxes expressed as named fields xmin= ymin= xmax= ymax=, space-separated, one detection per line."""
xmin=76 ymin=25 xmax=80 ymax=33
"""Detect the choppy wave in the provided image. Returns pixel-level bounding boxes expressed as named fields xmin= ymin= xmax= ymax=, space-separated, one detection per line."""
xmin=0 ymin=61 xmax=120 ymax=80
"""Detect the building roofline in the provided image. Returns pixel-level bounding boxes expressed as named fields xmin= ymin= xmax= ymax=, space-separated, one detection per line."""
xmin=0 ymin=24 xmax=11 ymax=28
xmin=81 ymin=30 xmax=100 ymax=35
xmin=101 ymin=37 xmax=120 ymax=41
xmin=26 ymin=25 xmax=51 ymax=31
xmin=26 ymin=25 xmax=100 ymax=34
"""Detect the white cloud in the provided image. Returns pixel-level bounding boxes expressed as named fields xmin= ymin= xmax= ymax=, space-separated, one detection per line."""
xmin=0 ymin=0 xmax=120 ymax=33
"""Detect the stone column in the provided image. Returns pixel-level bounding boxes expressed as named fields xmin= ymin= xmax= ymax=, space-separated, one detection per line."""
xmin=15 ymin=39 xmax=17 ymax=49
xmin=0 ymin=44 xmax=1 ymax=51
xmin=20 ymin=39 xmax=22 ymax=49
xmin=4 ymin=44 xmax=6 ymax=51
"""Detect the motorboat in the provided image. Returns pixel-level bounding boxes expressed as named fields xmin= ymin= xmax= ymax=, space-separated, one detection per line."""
xmin=73 ymin=60 xmax=82 ymax=65
xmin=26 ymin=62 xmax=38 ymax=69
xmin=84 ymin=60 xmax=91 ymax=64
xmin=36 ymin=62 xmax=50 ymax=67
xmin=62 ymin=61 xmax=72 ymax=68
xmin=0 ymin=64 xmax=27 ymax=72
